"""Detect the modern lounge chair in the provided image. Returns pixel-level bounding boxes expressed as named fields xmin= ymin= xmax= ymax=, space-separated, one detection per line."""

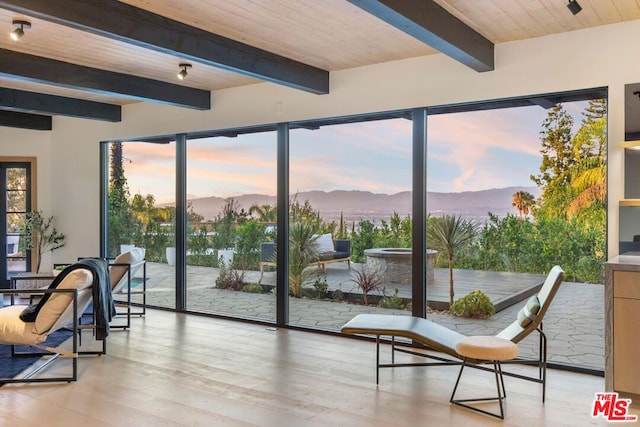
xmin=0 ymin=262 xmax=108 ymax=384
xmin=341 ymin=265 xmax=565 ymax=402
xmin=108 ymin=247 xmax=146 ymax=329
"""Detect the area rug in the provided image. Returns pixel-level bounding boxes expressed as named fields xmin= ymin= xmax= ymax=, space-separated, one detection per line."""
xmin=0 ymin=329 xmax=73 ymax=384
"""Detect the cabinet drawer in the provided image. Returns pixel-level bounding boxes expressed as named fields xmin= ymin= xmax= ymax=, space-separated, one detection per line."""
xmin=614 ymin=271 xmax=640 ymax=299
xmin=614 ymin=298 xmax=640 ymax=394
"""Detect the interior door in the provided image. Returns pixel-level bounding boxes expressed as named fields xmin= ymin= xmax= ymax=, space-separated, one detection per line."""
xmin=1 ymin=162 xmax=31 ymax=288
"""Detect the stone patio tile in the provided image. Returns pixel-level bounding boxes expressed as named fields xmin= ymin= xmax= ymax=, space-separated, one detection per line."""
xmin=138 ymin=262 xmax=605 ymax=370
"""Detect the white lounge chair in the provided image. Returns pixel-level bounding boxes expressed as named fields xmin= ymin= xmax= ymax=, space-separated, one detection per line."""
xmin=341 ymin=265 xmax=565 ymax=403
xmin=0 ymin=264 xmax=107 ymax=384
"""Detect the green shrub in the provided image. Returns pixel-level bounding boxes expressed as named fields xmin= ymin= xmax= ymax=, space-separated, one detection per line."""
xmin=450 ymin=290 xmax=495 ymax=319
xmin=378 ymin=288 xmax=406 ymax=310
xmin=575 ymin=256 xmax=604 ymax=283
xmin=242 ymin=283 xmax=263 ymax=293
xmin=234 ymin=219 xmax=267 ymax=270
xmin=186 ymin=254 xmax=216 ymax=267
xmin=332 ymin=289 xmax=344 ymax=302
xmin=312 ymin=276 xmax=328 ymax=299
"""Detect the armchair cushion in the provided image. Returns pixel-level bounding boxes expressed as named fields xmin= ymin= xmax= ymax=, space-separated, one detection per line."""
xmin=35 ymin=269 xmax=92 ymax=334
xmin=0 ymin=305 xmax=39 ymax=345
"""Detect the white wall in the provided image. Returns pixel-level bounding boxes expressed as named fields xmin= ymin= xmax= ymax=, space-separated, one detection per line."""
xmin=4 ymin=19 xmax=638 ymax=265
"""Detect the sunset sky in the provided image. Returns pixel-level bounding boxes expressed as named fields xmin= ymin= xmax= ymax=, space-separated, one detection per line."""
xmin=122 ymin=101 xmax=590 ymax=204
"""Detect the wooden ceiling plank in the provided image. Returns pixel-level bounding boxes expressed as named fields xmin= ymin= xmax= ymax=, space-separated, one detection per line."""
xmin=0 ymin=87 xmax=121 ymax=122
xmin=0 ymin=110 xmax=51 ymax=130
xmin=347 ymin=0 xmax=494 ymax=72
xmin=0 ymin=49 xmax=210 ymax=110
xmin=0 ymin=0 xmax=329 ymax=94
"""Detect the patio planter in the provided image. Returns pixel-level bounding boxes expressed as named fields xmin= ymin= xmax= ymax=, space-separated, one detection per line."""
xmin=166 ymin=247 xmax=176 ymax=266
xmin=218 ymin=248 xmax=234 ymax=265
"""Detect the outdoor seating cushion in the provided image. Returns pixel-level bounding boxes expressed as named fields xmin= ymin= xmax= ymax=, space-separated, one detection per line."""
xmin=314 ymin=233 xmax=335 ymax=253
xmin=318 ymin=251 xmax=349 ymax=261
xmin=516 ymin=295 xmax=541 ymax=327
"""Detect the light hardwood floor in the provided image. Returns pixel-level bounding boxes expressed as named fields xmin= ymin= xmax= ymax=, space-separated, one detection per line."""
xmin=0 ymin=309 xmax=635 ymax=426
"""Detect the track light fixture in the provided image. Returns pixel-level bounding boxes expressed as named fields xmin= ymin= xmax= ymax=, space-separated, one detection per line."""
xmin=567 ymin=0 xmax=582 ymax=15
xmin=177 ymin=63 xmax=192 ymax=80
xmin=10 ymin=19 xmax=31 ymax=41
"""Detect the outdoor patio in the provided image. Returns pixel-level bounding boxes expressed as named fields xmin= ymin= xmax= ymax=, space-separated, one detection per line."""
xmin=127 ymin=261 xmax=604 ymax=371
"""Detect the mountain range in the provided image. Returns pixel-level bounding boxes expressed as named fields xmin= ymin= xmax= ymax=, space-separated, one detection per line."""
xmin=185 ymin=186 xmax=542 ymax=223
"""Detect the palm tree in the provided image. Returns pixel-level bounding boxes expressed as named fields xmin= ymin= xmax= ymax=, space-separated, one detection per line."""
xmin=566 ymin=112 xmax=606 ymax=222
xmin=427 ymin=215 xmax=478 ymax=306
xmin=249 ymin=203 xmax=277 ymax=224
xmin=511 ymin=191 xmax=536 ymax=217
xmin=566 ymin=157 xmax=606 ymax=219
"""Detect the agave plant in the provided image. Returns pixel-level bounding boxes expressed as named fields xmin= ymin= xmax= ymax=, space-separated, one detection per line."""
xmin=427 ymin=214 xmax=478 ymax=306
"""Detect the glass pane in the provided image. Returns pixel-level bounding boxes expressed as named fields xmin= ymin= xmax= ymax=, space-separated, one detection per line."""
xmin=290 ymin=118 xmax=413 ymax=330
xmin=7 ymin=190 xmax=26 ymax=212
xmin=426 ymin=100 xmax=606 ymax=371
xmin=5 ymin=167 xmax=29 ymax=280
xmin=6 ymin=168 xmax=26 ymax=190
xmin=109 ymin=141 xmax=176 ymax=309
xmin=6 ymin=213 xmax=24 ymax=234
xmin=185 ymin=132 xmax=277 ymax=322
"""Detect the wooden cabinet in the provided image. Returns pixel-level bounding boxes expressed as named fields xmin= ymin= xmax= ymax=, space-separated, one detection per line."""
xmin=613 ymin=271 xmax=640 ymax=394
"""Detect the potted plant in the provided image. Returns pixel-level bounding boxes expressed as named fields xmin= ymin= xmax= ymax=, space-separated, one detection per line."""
xmin=22 ymin=210 xmax=66 ymax=273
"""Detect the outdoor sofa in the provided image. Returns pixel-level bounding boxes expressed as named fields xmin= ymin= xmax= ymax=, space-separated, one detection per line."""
xmin=259 ymin=233 xmax=351 ymax=283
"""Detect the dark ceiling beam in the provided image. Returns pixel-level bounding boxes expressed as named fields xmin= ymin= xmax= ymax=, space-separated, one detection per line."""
xmin=0 ymin=49 xmax=210 ymax=110
xmin=0 ymin=88 xmax=121 ymax=121
xmin=0 ymin=0 xmax=330 ymax=95
xmin=347 ymin=0 xmax=494 ymax=72
xmin=529 ymin=97 xmax=557 ymax=109
xmin=0 ymin=110 xmax=51 ymax=130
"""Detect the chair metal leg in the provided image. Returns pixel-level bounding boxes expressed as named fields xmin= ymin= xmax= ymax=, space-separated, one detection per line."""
xmin=376 ymin=335 xmax=380 ymax=385
xmin=449 ymin=358 xmax=467 ymax=402
xmin=450 ymin=358 xmax=508 ymax=420
xmin=540 ymin=328 xmax=547 ymax=403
